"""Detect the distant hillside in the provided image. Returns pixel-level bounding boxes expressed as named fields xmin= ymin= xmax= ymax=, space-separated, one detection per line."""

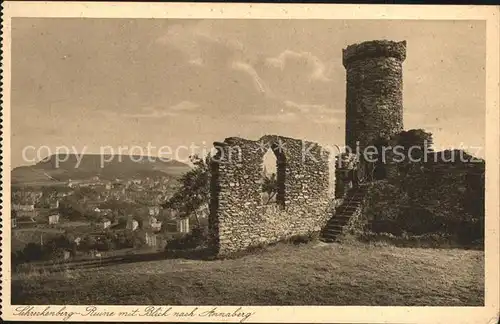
xmin=11 ymin=154 xmax=191 ymax=185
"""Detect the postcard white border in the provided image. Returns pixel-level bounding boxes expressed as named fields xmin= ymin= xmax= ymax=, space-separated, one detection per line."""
xmin=1 ymin=2 xmax=499 ymax=323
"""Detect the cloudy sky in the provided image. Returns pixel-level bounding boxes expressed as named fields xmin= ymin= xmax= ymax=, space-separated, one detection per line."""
xmin=11 ymin=18 xmax=486 ymax=167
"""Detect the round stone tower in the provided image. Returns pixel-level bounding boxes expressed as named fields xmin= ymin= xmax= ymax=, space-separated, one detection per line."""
xmin=343 ymin=40 xmax=406 ymax=150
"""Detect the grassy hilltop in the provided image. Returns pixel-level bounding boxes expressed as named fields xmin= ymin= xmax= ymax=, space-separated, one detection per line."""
xmin=13 ymin=241 xmax=484 ymax=306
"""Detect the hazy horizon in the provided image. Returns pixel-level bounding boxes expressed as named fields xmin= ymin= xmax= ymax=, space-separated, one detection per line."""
xmin=11 ymin=18 xmax=486 ymax=168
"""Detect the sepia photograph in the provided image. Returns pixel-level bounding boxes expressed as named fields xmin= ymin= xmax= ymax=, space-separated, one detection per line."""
xmin=1 ymin=2 xmax=499 ymax=323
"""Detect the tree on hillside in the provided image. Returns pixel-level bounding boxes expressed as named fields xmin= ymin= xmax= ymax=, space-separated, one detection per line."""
xmin=163 ymin=154 xmax=211 ymax=226
xmin=59 ymin=198 xmax=86 ymax=220
xmin=41 ymin=186 xmax=58 ymax=199
xmin=45 ymin=234 xmax=75 ymax=259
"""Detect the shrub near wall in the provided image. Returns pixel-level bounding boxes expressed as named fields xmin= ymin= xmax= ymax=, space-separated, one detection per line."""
xmin=361 ymin=165 xmax=484 ymax=248
xmin=357 ymin=232 xmax=468 ymax=249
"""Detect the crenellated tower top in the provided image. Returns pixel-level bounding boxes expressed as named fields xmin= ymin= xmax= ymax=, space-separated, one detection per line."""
xmin=342 ymin=40 xmax=407 ymax=67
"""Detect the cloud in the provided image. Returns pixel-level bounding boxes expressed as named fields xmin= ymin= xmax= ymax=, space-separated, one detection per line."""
xmin=310 ymin=116 xmax=343 ymax=125
xmin=231 ymin=61 xmax=272 ymax=96
xmin=230 ymin=61 xmax=339 ymax=121
xmin=156 ymin=22 xmax=246 ymax=66
xmin=248 ymin=112 xmax=298 ymax=123
xmin=283 ymin=100 xmax=324 ymax=113
xmin=122 ymin=109 xmax=177 ymax=119
xmin=266 ymin=50 xmax=331 ymax=82
xmin=283 ymin=100 xmax=342 ymax=115
xmin=156 ymin=24 xmax=219 ymax=64
xmin=107 ymin=101 xmax=200 ymax=119
xmin=169 ymin=101 xmax=200 ymax=112
xmin=244 ymin=99 xmax=343 ymax=125
xmin=188 ymin=58 xmax=204 ymax=66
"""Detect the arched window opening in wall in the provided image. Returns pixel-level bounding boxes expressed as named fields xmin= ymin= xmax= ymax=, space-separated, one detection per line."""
xmin=260 ymin=145 xmax=286 ymax=209
xmin=261 ymin=149 xmax=277 ymax=205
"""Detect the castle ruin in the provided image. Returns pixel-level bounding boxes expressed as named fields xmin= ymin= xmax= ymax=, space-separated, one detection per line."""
xmin=208 ymin=40 xmax=408 ymax=256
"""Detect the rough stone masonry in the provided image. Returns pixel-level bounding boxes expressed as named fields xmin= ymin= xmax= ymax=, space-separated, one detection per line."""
xmin=208 ymin=135 xmax=331 ymax=256
xmin=207 ymin=40 xmax=408 ymax=256
xmin=343 ymin=40 xmax=406 ymax=150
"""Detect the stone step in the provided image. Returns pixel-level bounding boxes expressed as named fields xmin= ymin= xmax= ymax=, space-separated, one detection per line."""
xmin=340 ymin=202 xmax=361 ymax=207
xmin=325 ymin=222 xmax=344 ymax=227
xmin=325 ymin=225 xmax=346 ymax=231
xmin=332 ymin=214 xmax=353 ymax=219
xmin=328 ymin=221 xmax=349 ymax=227
xmin=330 ymin=217 xmax=343 ymax=222
xmin=321 ymin=190 xmax=367 ymax=240
xmin=325 ymin=227 xmax=345 ymax=233
xmin=322 ymin=231 xmax=341 ymax=237
xmin=324 ymin=230 xmax=343 ymax=236
xmin=328 ymin=219 xmax=349 ymax=225
xmin=335 ymin=211 xmax=353 ymax=216
xmin=322 ymin=233 xmax=341 ymax=240
xmin=325 ymin=224 xmax=344 ymax=230
xmin=336 ymin=207 xmax=360 ymax=214
xmin=341 ymin=201 xmax=363 ymax=206
xmin=341 ymin=201 xmax=363 ymax=205
xmin=326 ymin=220 xmax=348 ymax=227
xmin=339 ymin=211 xmax=358 ymax=215
xmin=333 ymin=214 xmax=352 ymax=218
xmin=329 ymin=219 xmax=349 ymax=224
xmin=341 ymin=206 xmax=361 ymax=210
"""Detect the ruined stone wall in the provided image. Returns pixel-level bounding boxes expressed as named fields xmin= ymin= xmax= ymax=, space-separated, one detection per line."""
xmin=343 ymin=40 xmax=406 ymax=150
xmin=209 ymin=135 xmax=331 ymax=256
xmin=403 ymin=162 xmax=485 ymax=225
xmin=361 ymin=161 xmax=485 ymax=239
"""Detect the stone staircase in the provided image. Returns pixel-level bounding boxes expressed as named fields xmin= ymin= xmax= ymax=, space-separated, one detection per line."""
xmin=321 ymin=186 xmax=367 ymax=243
